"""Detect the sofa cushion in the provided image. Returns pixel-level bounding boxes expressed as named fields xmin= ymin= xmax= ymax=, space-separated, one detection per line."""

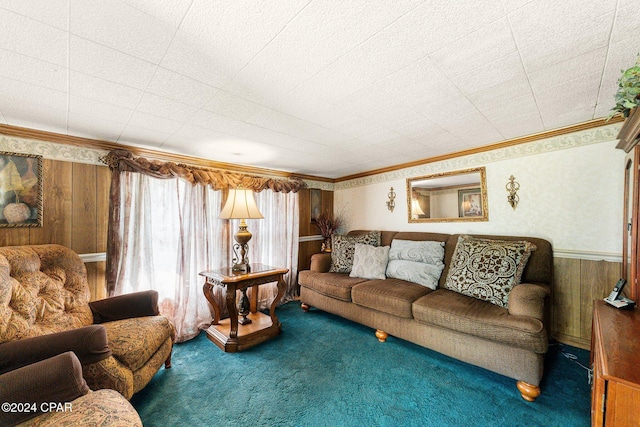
xmin=102 ymin=316 xmax=174 ymax=372
xmin=350 ymin=244 xmax=390 ymax=280
xmin=329 ymin=231 xmax=381 ymax=273
xmin=412 ymin=289 xmax=547 ymax=353
xmin=352 ymin=279 xmax=432 ymax=318
xmin=299 ymin=271 xmax=368 ymax=302
xmin=385 ymin=239 xmax=445 ymax=289
xmin=443 ymin=235 xmax=536 ymax=308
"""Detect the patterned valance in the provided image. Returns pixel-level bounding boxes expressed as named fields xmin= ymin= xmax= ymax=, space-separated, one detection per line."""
xmin=100 ymin=149 xmax=306 ymax=193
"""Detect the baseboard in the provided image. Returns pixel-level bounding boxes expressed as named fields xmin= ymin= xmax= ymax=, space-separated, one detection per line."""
xmin=552 ymin=332 xmax=590 ymax=350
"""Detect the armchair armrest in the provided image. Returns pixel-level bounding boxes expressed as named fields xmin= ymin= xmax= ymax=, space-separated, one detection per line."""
xmin=0 ymin=351 xmax=90 ymax=426
xmin=508 ymin=282 xmax=550 ymax=322
xmin=0 ymin=325 xmax=111 ymax=375
xmin=90 ymin=290 xmax=159 ymax=323
xmin=310 ymin=252 xmax=332 ymax=273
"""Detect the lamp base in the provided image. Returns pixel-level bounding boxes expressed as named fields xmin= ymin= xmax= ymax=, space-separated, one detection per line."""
xmin=231 ymin=262 xmax=250 ymax=272
xmin=231 ymin=242 xmax=251 ymax=272
xmin=238 ymin=288 xmax=252 ymax=325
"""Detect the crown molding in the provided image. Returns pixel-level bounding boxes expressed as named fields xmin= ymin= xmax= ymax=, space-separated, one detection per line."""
xmin=0 ymin=124 xmax=332 ymax=182
xmin=336 ymin=117 xmax=624 ymax=183
xmin=615 ymin=108 xmax=640 ymax=152
xmin=0 ymin=116 xmax=624 ymax=189
xmin=335 ymin=119 xmax=623 ymax=190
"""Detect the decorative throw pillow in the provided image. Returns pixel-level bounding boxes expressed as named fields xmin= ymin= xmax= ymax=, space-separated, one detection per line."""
xmin=443 ymin=235 xmax=536 ymax=308
xmin=329 ymin=231 xmax=381 ymax=274
xmin=386 ymin=240 xmax=446 ymax=289
xmin=386 ymin=260 xmax=443 ymax=289
xmin=349 ymin=243 xmax=390 ymax=280
xmin=388 ymin=239 xmax=445 ymax=264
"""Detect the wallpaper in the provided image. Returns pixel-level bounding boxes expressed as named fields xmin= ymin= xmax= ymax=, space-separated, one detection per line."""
xmin=336 ymin=122 xmax=622 ymax=190
xmin=0 ymin=135 xmax=108 ymax=164
xmin=333 ymin=123 xmax=626 ymax=258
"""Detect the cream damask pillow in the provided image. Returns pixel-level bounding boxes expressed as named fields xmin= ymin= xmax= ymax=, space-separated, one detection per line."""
xmin=349 ymin=243 xmax=390 ymax=280
xmin=443 ymin=235 xmax=536 ymax=307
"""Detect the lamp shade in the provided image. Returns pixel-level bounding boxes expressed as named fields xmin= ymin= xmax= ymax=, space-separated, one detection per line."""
xmin=219 ymin=188 xmax=264 ymax=220
xmin=411 ymin=199 xmax=425 ymax=216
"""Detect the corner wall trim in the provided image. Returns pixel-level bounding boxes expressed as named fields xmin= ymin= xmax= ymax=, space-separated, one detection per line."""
xmin=299 ymin=235 xmax=324 ymax=242
xmin=553 ymin=249 xmax=622 ymax=263
xmin=79 ymin=252 xmax=107 ymax=263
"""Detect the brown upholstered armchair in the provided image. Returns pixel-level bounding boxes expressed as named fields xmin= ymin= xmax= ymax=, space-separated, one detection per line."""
xmin=0 ymin=244 xmax=175 ymax=399
xmin=0 ymin=351 xmax=142 ymax=427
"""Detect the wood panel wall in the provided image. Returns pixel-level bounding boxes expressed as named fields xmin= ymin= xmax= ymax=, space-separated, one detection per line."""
xmin=0 ymin=159 xmax=110 ymax=301
xmin=552 ymin=257 xmax=621 ymax=349
xmin=297 ymin=188 xmax=333 ymax=274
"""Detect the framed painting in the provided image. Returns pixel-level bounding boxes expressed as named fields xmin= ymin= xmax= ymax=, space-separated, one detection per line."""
xmin=0 ymin=152 xmax=43 ymax=227
xmin=310 ymin=188 xmax=321 ymax=221
xmin=458 ymin=188 xmax=483 ymax=218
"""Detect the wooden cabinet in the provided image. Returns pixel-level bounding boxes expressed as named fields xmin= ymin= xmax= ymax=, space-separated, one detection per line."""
xmin=591 ymin=300 xmax=640 ymax=426
xmin=619 ymin=111 xmax=640 ymax=302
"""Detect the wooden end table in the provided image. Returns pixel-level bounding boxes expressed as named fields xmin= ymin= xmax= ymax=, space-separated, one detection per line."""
xmin=200 ymin=264 xmax=288 ymax=352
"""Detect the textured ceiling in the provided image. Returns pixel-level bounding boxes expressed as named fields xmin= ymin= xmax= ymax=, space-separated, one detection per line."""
xmin=0 ymin=0 xmax=637 ymax=179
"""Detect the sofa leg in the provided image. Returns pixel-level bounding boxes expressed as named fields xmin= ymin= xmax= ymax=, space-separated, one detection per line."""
xmin=301 ymin=303 xmax=310 ymax=312
xmin=516 ymin=381 xmax=540 ymax=402
xmin=375 ymin=330 xmax=388 ymax=343
xmin=164 ymin=352 xmax=172 ymax=369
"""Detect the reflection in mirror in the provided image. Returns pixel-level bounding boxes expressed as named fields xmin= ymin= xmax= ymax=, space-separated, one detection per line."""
xmin=623 ymin=158 xmax=633 ymax=283
xmin=407 ymin=167 xmax=489 ymax=223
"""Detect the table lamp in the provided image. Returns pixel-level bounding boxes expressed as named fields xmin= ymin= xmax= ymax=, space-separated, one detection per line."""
xmin=219 ymin=187 xmax=264 ymax=273
xmin=411 ymin=199 xmax=425 ymax=219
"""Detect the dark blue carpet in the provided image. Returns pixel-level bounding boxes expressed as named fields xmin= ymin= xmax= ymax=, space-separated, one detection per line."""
xmin=131 ymin=302 xmax=590 ymax=426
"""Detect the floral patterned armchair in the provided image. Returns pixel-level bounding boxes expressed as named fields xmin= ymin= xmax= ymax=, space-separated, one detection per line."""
xmin=0 ymin=244 xmax=175 ymax=399
xmin=0 ymin=352 xmax=142 ymax=426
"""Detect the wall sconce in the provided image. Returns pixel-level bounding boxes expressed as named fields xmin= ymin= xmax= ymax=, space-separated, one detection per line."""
xmin=386 ymin=187 xmax=396 ymax=212
xmin=506 ymin=175 xmax=520 ymax=210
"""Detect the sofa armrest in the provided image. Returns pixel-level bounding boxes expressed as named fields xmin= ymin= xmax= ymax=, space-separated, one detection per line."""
xmin=310 ymin=252 xmax=332 ymax=273
xmin=90 ymin=290 xmax=159 ymax=323
xmin=508 ymin=283 xmax=550 ymax=321
xmin=0 ymin=351 xmax=90 ymax=426
xmin=0 ymin=325 xmax=111 ymax=375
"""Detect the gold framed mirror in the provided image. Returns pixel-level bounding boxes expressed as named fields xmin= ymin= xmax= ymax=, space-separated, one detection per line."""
xmin=407 ymin=167 xmax=488 ymax=223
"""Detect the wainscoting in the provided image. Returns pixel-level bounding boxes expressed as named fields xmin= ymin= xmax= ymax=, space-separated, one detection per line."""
xmin=552 ymin=257 xmax=621 ymax=349
xmin=0 ymin=159 xmax=110 ymax=301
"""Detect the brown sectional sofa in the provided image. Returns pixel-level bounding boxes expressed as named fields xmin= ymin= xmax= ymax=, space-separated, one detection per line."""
xmin=298 ymin=230 xmax=552 ymax=402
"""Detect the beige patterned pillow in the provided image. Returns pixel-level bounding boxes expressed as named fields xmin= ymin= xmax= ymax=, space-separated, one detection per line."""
xmin=329 ymin=231 xmax=381 ymax=273
xmin=443 ymin=235 xmax=536 ymax=307
xmin=386 ymin=240 xmax=445 ymax=289
xmin=349 ymin=243 xmax=390 ymax=280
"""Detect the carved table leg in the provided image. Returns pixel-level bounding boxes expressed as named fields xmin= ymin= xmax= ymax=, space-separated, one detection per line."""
xmin=203 ymin=281 xmax=221 ymax=325
xmin=269 ymin=275 xmax=286 ymax=328
xmin=516 ymin=380 xmax=541 ymax=402
xmin=375 ymin=330 xmax=388 ymax=342
xmin=301 ymin=303 xmax=310 ymax=312
xmin=226 ymin=286 xmax=239 ymax=340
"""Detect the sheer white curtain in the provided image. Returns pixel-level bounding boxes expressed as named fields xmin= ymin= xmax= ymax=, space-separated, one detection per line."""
xmin=113 ymin=173 xmax=300 ymax=341
xmin=114 ymin=172 xmax=228 ymax=342
xmin=248 ymin=190 xmax=300 ymax=309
